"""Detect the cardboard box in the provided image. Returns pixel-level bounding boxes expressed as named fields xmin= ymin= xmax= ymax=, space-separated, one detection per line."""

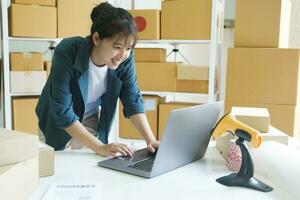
xmin=39 ymin=142 xmax=54 ymax=177
xmin=234 ymin=0 xmax=291 ymax=47
xmin=136 ymin=62 xmax=177 ymax=92
xmin=226 ymin=48 xmax=300 ymax=105
xmin=0 ymin=129 xmax=38 ymax=166
xmin=13 ymin=0 xmax=56 ymax=6
xmin=177 ymin=64 xmax=209 ymax=81
xmin=10 ymin=52 xmax=43 ymax=71
xmin=0 ymin=157 xmax=39 ymax=200
xmin=231 ymin=107 xmax=270 ymax=132
xmin=158 ymin=102 xmax=196 ymax=140
xmin=161 ymin=0 xmax=211 ymax=39
xmin=119 ymin=96 xmax=160 ymax=139
xmin=216 ymin=126 xmax=289 ymax=161
xmin=129 ymin=10 xmax=160 ymax=40
xmin=9 ymin=4 xmax=57 ymax=38
xmin=176 ymin=80 xmax=208 ymax=93
xmin=10 ymin=71 xmax=46 ymax=93
xmin=44 ymin=61 xmax=52 ymax=78
xmin=58 ymin=0 xmax=103 ymax=38
xmin=13 ymin=97 xmax=39 ymax=135
xmin=134 ymin=48 xmax=166 ymax=62
xmin=225 ymin=101 xmax=300 ymax=137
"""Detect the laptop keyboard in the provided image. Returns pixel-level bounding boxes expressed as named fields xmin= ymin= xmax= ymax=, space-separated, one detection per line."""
xmin=128 ymin=157 xmax=155 ymax=172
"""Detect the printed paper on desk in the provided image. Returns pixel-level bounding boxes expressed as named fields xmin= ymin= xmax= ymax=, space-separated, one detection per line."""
xmin=42 ymin=182 xmax=98 ymax=200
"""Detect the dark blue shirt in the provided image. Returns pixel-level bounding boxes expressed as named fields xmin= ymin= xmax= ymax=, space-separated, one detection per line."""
xmin=36 ymin=37 xmax=144 ymax=150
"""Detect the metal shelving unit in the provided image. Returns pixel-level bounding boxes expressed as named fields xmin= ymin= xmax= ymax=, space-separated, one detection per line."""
xmin=1 ymin=0 xmax=224 ymax=130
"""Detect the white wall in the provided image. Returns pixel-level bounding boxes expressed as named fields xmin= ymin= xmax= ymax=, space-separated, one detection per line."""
xmin=289 ymin=0 xmax=300 ymax=47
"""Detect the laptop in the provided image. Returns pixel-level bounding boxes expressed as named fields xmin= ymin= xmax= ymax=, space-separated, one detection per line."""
xmin=98 ymin=102 xmax=221 ymax=178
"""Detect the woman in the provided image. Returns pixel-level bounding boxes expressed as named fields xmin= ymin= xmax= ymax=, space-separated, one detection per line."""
xmin=36 ymin=2 xmax=159 ymax=157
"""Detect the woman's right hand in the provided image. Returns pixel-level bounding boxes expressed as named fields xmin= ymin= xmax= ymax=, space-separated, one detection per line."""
xmin=97 ymin=143 xmax=134 ymax=157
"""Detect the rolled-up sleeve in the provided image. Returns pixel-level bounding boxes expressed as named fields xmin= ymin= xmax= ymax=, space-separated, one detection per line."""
xmin=49 ymin=48 xmax=79 ymax=128
xmin=119 ymin=53 xmax=145 ymax=118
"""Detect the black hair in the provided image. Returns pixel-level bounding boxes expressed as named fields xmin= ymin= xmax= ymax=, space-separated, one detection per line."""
xmin=90 ymin=2 xmax=137 ymax=46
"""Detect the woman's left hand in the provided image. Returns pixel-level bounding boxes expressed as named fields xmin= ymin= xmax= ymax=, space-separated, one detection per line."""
xmin=147 ymin=140 xmax=160 ymax=153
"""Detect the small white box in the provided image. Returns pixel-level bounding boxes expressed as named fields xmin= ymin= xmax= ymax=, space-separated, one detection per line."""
xmin=231 ymin=107 xmax=270 ymax=132
xmin=10 ymin=71 xmax=46 ymax=93
xmin=0 ymin=128 xmax=39 ymax=166
xmin=39 ymin=142 xmax=54 ymax=177
xmin=0 ymin=157 xmax=39 ymax=200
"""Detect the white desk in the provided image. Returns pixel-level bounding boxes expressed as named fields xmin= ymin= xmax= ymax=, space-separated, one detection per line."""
xmin=28 ymin=145 xmax=294 ymax=200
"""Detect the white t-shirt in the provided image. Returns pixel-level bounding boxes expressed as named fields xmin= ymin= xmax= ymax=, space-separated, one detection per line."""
xmin=83 ymin=58 xmax=108 ymax=120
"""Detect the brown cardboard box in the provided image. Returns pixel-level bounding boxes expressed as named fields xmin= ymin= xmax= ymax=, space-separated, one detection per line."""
xmin=158 ymin=102 xmax=196 ymax=140
xmin=0 ymin=157 xmax=39 ymax=200
xmin=231 ymin=107 xmax=270 ymax=132
xmin=13 ymin=97 xmax=39 ymax=135
xmin=9 ymin=4 xmax=57 ymax=38
xmin=39 ymin=142 xmax=54 ymax=177
xmin=10 ymin=71 xmax=46 ymax=93
xmin=234 ymin=0 xmax=291 ymax=47
xmin=161 ymin=0 xmax=211 ymax=39
xmin=58 ymin=0 xmax=103 ymax=38
xmin=136 ymin=62 xmax=177 ymax=92
xmin=13 ymin=0 xmax=56 ymax=6
xmin=44 ymin=61 xmax=52 ymax=77
xmin=176 ymin=80 xmax=208 ymax=93
xmin=0 ymin=129 xmax=38 ymax=166
xmin=129 ymin=10 xmax=160 ymax=40
xmin=177 ymin=64 xmax=209 ymax=81
xmin=134 ymin=48 xmax=166 ymax=62
xmin=119 ymin=96 xmax=160 ymax=139
xmin=225 ymin=101 xmax=300 ymax=137
xmin=10 ymin=52 xmax=43 ymax=71
xmin=226 ymin=48 xmax=300 ymax=105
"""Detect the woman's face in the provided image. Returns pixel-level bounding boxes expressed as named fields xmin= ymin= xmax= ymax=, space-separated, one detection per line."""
xmin=91 ymin=32 xmax=134 ymax=70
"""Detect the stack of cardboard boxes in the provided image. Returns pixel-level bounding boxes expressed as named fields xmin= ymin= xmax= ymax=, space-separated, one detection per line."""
xmin=119 ymin=2 xmax=215 ymax=140
xmin=9 ymin=0 xmax=104 ymax=38
xmin=119 ymin=47 xmax=201 ymax=140
xmin=8 ymin=0 xmax=105 ymax=134
xmin=0 ymin=128 xmax=55 ymax=199
xmin=225 ymin=0 xmax=300 ymax=137
xmin=0 ymin=129 xmax=39 ymax=200
xmin=9 ymin=52 xmax=45 ymax=134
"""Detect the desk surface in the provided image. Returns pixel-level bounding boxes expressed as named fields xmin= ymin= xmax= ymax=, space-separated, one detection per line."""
xmin=28 ymin=145 xmax=294 ymax=200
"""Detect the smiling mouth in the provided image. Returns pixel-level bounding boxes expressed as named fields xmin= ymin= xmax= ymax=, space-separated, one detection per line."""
xmin=112 ymin=59 xmax=120 ymax=66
